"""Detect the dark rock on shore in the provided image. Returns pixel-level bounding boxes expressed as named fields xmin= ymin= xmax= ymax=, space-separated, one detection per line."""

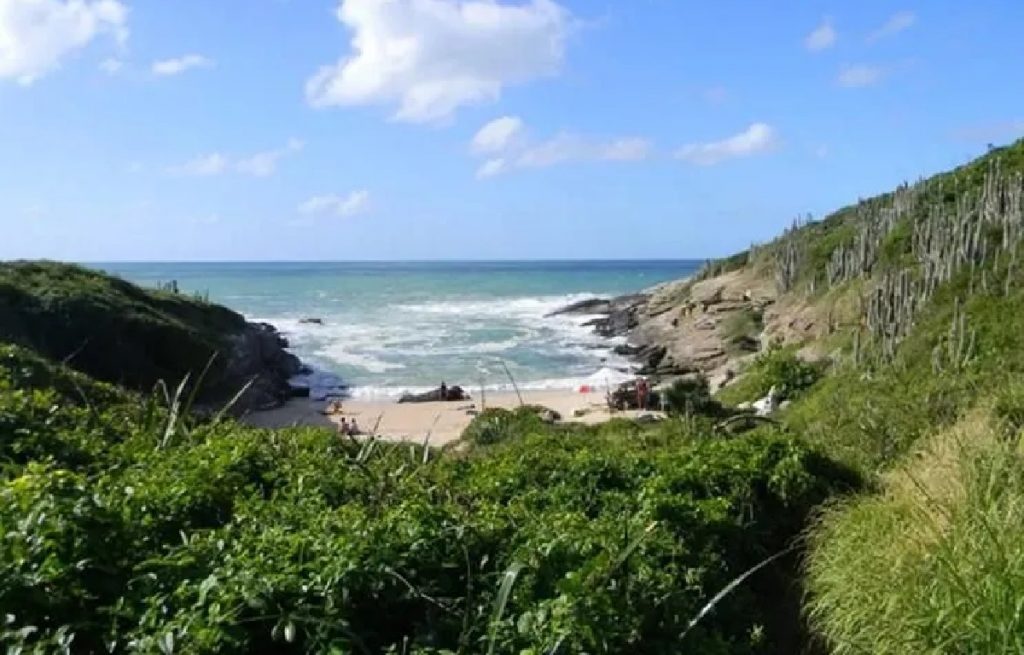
xmin=398 ymin=385 xmax=470 ymax=404
xmin=546 ymin=297 xmax=612 ymax=317
xmin=224 ymin=322 xmax=305 ymax=411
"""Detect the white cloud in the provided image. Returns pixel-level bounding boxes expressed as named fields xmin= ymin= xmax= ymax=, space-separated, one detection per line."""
xmin=152 ymin=53 xmax=212 ymax=76
xmin=471 ymin=119 xmax=652 ymax=178
xmin=170 ymin=153 xmax=228 ymax=176
xmin=306 ymin=0 xmax=571 ymax=123
xmin=837 ymin=64 xmax=884 ymax=88
xmin=804 ymin=18 xmax=837 ymax=52
xmin=476 ymin=158 xmax=507 ymax=179
xmin=868 ymin=10 xmax=915 ymax=42
xmin=235 ymin=139 xmax=304 ymax=177
xmin=674 ymin=123 xmax=778 ymax=166
xmin=0 ymin=0 xmax=128 ymax=85
xmin=471 ymin=116 xmax=524 ymax=154
xmin=298 ymin=190 xmax=370 ymax=217
xmin=601 ymin=137 xmax=651 ymax=161
xmin=99 ymin=56 xmax=122 ymax=74
xmin=170 ymin=140 xmax=303 ymax=177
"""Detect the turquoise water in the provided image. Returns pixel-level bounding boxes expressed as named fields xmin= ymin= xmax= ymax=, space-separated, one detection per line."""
xmin=98 ymin=261 xmax=700 ymax=398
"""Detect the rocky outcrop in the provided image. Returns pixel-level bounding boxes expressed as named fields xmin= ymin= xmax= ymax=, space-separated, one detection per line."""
xmin=398 ymin=385 xmax=470 ymax=404
xmin=223 ymin=322 xmax=305 ymax=412
xmin=558 ymin=268 xmax=788 ymax=390
xmin=546 ymin=297 xmax=613 ymax=316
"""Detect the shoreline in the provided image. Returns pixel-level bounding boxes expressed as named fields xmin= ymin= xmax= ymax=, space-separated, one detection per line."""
xmin=241 ymin=388 xmax=660 ymax=446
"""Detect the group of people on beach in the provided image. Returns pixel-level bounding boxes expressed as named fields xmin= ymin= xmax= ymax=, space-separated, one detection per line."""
xmin=338 ymin=416 xmax=361 ymax=436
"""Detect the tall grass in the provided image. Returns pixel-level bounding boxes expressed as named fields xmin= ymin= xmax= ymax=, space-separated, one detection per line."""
xmin=805 ymin=412 xmax=1024 ymax=653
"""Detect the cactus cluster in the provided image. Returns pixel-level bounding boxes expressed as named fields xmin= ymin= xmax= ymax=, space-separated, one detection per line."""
xmin=931 ymin=296 xmax=977 ymax=373
xmin=862 ymin=160 xmax=1024 ymax=358
xmin=827 ymin=182 xmax=924 ymax=286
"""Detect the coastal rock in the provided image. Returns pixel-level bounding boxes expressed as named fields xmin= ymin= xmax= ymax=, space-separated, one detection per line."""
xmin=546 ymin=297 xmax=612 ymax=316
xmin=223 ymin=322 xmax=304 ymax=412
xmin=398 ymin=385 xmax=470 ymax=404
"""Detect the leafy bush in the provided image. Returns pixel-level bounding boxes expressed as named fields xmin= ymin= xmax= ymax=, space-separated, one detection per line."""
xmin=719 ymin=347 xmax=825 ymax=407
xmin=461 ymin=405 xmax=548 ymax=446
xmin=663 ymin=375 xmax=727 ymax=418
xmin=0 ymin=348 xmax=860 ymax=654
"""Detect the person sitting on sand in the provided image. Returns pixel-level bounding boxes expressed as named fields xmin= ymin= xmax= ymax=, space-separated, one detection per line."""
xmin=339 ymin=417 xmax=349 ymax=435
xmin=348 ymin=418 xmax=361 ymax=435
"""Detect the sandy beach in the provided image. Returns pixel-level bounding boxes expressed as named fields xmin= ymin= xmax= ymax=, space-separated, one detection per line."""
xmin=241 ymin=388 xmax=656 ymax=446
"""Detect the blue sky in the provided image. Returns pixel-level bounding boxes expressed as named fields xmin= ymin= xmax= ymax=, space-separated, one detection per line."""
xmin=1 ymin=0 xmax=1022 ymax=261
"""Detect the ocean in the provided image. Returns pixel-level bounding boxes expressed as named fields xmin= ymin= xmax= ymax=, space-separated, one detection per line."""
xmin=98 ymin=261 xmax=701 ymax=398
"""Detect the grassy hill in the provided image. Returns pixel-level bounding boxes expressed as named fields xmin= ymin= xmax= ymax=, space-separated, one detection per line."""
xmin=0 ymin=261 xmax=244 ymax=389
xmin=0 ymin=261 xmax=299 ymax=409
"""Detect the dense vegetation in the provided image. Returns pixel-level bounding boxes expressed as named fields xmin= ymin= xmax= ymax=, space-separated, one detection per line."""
xmin=0 ymin=343 xmax=857 ymax=653
xmin=0 ymin=261 xmax=245 ymax=396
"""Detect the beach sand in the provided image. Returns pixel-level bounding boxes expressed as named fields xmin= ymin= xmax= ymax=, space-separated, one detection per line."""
xmin=241 ymin=389 xmax=657 ymax=446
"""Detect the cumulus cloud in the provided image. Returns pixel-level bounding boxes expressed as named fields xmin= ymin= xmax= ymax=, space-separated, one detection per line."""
xmin=674 ymin=123 xmax=778 ymax=166
xmin=804 ymin=18 xmax=836 ymax=52
xmin=471 ymin=116 xmax=524 ymax=154
xmin=99 ymin=56 xmax=122 ymax=74
xmin=868 ymin=10 xmax=915 ymax=42
xmin=0 ymin=0 xmax=128 ymax=85
xmin=170 ymin=153 xmax=228 ymax=176
xmin=837 ymin=64 xmax=884 ymax=88
xmin=470 ymin=117 xmax=651 ymax=178
xmin=169 ymin=140 xmax=303 ymax=177
xmin=236 ymin=139 xmax=304 ymax=177
xmin=306 ymin=0 xmax=570 ymax=123
xmin=298 ymin=190 xmax=370 ymax=217
xmin=152 ymin=53 xmax=212 ymax=76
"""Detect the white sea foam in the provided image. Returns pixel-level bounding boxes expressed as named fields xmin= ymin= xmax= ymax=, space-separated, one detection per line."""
xmin=346 ymin=366 xmax=636 ymax=400
xmin=251 ymin=291 xmax=635 ymax=390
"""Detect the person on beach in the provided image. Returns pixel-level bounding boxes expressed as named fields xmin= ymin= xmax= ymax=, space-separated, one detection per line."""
xmin=349 ymin=418 xmax=361 ymax=435
xmin=440 ymin=381 xmax=448 ymax=401
xmin=636 ymin=377 xmax=649 ymax=410
xmin=339 ymin=417 xmax=349 ymax=435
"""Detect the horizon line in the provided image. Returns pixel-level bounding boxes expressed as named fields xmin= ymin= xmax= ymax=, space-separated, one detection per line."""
xmin=73 ymin=257 xmax=714 ymax=265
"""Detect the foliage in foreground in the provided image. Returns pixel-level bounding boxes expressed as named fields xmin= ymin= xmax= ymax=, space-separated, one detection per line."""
xmin=0 ymin=344 xmax=859 ymax=654
xmin=805 ymin=410 xmax=1024 ymax=654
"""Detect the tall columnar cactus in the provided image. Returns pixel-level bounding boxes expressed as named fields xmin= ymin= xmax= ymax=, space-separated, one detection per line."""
xmin=856 ymin=157 xmax=1024 ymax=362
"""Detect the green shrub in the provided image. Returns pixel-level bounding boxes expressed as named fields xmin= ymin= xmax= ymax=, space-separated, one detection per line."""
xmin=663 ymin=375 xmax=727 ymax=418
xmin=461 ymin=405 xmax=548 ymax=446
xmin=0 ymin=465 xmax=130 ymax=653
xmin=719 ymin=347 xmax=825 ymax=407
xmin=806 ymin=418 xmax=1024 ymax=654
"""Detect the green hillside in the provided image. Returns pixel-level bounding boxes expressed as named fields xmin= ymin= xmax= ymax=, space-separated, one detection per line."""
xmin=0 ymin=261 xmax=244 ymax=391
xmin=0 ymin=261 xmax=300 ymax=409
